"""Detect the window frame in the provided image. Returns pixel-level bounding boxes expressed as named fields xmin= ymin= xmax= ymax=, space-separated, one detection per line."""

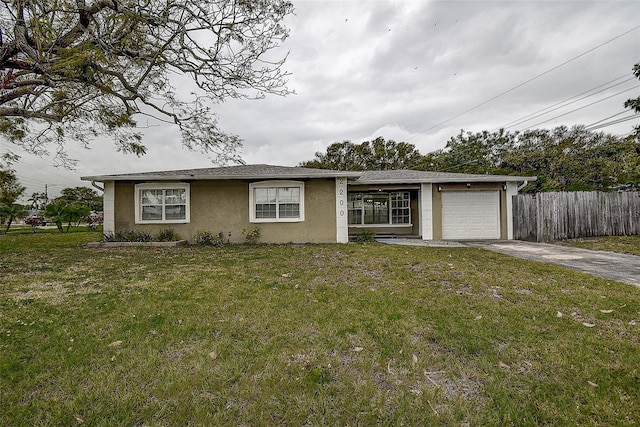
xmin=348 ymin=191 xmax=412 ymax=227
xmin=134 ymin=182 xmax=190 ymax=224
xmin=249 ymin=181 xmax=305 ymax=223
xmin=390 ymin=191 xmax=411 ymax=224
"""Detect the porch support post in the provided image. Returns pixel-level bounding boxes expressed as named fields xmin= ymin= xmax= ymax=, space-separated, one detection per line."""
xmin=102 ymin=181 xmax=115 ymax=235
xmin=506 ymin=182 xmax=518 ymax=240
xmin=420 ymin=183 xmax=433 ymax=240
xmin=335 ymin=177 xmax=349 ymax=243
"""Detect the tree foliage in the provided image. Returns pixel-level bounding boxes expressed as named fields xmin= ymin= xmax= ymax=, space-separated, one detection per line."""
xmin=624 ymin=62 xmax=640 ymax=139
xmin=0 ymin=168 xmax=26 ymax=232
xmin=27 ymin=191 xmax=47 ymax=210
xmin=0 ymin=202 xmax=26 ymax=232
xmin=54 ymin=186 xmax=102 ymax=211
xmin=0 ymin=168 xmax=25 ymax=205
xmin=301 ymin=137 xmax=424 ymax=171
xmin=0 ymin=0 xmax=294 ymax=165
xmin=44 ymin=199 xmax=90 ymax=232
xmin=302 ymin=127 xmax=639 ymax=192
xmin=45 ymin=186 xmax=99 ymax=231
xmin=426 ymin=126 xmax=640 ymax=192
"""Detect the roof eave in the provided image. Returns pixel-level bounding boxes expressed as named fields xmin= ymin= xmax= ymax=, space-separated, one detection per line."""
xmin=351 ymin=178 xmax=427 ymax=185
xmin=81 ymin=171 xmax=362 ymax=182
xmin=354 ymin=176 xmax=537 ymax=185
xmin=433 ymin=176 xmax=538 ymax=183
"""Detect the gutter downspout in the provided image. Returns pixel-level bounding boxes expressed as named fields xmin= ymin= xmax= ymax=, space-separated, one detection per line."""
xmin=91 ymin=180 xmax=104 ymax=192
xmin=517 ymin=180 xmax=529 ymax=192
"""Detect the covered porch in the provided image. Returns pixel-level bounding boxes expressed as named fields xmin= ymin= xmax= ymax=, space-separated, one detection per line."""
xmin=347 ymin=183 xmax=422 ymax=238
xmin=346 ymin=175 xmax=523 ymax=241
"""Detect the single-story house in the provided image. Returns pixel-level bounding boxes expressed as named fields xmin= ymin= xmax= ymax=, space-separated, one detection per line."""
xmin=81 ymin=164 xmax=536 ymax=243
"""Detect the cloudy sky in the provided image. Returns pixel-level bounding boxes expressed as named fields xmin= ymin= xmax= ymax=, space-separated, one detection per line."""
xmin=6 ymin=0 xmax=640 ymax=200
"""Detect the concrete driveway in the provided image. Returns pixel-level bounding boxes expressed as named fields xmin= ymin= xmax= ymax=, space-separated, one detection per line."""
xmin=465 ymin=241 xmax=640 ymax=288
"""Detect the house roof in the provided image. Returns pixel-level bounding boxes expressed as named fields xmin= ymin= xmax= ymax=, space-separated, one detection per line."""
xmin=82 ymin=164 xmax=536 ymax=184
xmin=81 ymin=164 xmax=362 ymax=182
xmin=353 ymin=169 xmax=536 ymax=184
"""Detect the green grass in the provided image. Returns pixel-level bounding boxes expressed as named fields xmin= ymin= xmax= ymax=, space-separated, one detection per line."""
xmin=1 ymin=233 xmax=639 ymax=425
xmin=558 ymin=235 xmax=640 ymax=256
xmin=2 ymin=225 xmax=101 ymax=235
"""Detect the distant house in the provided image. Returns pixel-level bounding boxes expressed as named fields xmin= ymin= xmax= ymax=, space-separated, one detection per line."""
xmin=81 ymin=164 xmax=535 ymax=243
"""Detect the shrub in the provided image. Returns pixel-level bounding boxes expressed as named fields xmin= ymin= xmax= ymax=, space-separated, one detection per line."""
xmin=102 ymin=229 xmax=153 ymax=242
xmin=353 ymin=229 xmax=376 ymax=243
xmin=157 ymin=228 xmax=179 ymax=242
xmin=193 ymin=231 xmax=225 ymax=246
xmin=123 ymin=230 xmax=153 ymax=242
xmin=242 ymin=227 xmax=261 ymax=244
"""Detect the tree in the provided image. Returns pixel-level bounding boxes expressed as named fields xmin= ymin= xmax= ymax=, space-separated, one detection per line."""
xmin=431 ymin=126 xmax=639 ymax=192
xmin=44 ymin=200 xmax=90 ymax=232
xmin=0 ymin=168 xmax=26 ymax=232
xmin=0 ymin=202 xmax=27 ymax=233
xmin=431 ymin=128 xmax=515 ymax=175
xmin=27 ymin=191 xmax=47 ymax=210
xmin=0 ymin=1 xmax=294 ymax=165
xmin=302 ymin=140 xmax=363 ymax=170
xmin=302 ymin=137 xmax=424 ymax=170
xmin=0 ymin=168 xmax=25 ymax=206
xmin=624 ymin=62 xmax=640 ymax=139
xmin=55 ymin=186 xmax=103 ymax=211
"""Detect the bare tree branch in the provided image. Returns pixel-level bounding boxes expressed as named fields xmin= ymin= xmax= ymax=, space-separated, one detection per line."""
xmin=0 ymin=0 xmax=294 ymax=165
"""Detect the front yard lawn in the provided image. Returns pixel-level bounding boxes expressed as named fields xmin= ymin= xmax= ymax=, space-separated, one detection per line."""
xmin=1 ymin=233 xmax=639 ymax=425
xmin=558 ymin=235 xmax=640 ymax=256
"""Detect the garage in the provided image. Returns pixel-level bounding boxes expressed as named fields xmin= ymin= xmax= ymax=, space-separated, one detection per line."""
xmin=441 ymin=191 xmax=501 ymax=239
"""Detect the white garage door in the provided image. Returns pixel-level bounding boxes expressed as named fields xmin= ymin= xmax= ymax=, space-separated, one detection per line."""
xmin=441 ymin=191 xmax=501 ymax=239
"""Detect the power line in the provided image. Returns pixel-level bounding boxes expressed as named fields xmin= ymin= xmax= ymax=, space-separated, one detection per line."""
xmin=584 ymin=115 xmax=639 ymax=132
xmin=430 ymin=109 xmax=637 ymax=173
xmin=407 ymin=24 xmax=640 ymax=140
xmin=14 ymin=175 xmax=48 ymax=185
xmin=519 ymin=86 xmax=637 ymax=130
xmin=12 ymin=173 xmax=69 ymax=187
xmin=1 ymin=141 xmax=83 ymax=185
xmin=432 ymin=117 xmax=639 ymax=173
xmin=13 ymin=176 xmax=70 ymax=193
xmin=584 ymin=110 xmax=633 ymax=128
xmin=430 ymin=85 xmax=638 ymax=169
xmin=497 ymin=76 xmax=635 ymax=131
xmin=429 ymin=105 xmax=636 ymax=172
xmin=497 ymin=74 xmax=631 ymax=129
xmin=14 ymin=169 xmax=80 ymax=188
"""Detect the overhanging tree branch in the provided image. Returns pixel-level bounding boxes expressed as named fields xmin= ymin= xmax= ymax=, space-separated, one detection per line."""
xmin=0 ymin=0 xmax=294 ymax=166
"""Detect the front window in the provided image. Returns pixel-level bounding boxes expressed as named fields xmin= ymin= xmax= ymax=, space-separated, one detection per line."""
xmin=255 ymin=187 xmax=277 ymax=219
xmin=250 ymin=181 xmax=304 ymax=222
xmin=364 ymin=194 xmax=389 ymax=224
xmin=135 ymin=183 xmax=190 ymax=224
xmin=348 ymin=191 xmax=411 ymax=225
xmin=390 ymin=192 xmax=411 ymax=224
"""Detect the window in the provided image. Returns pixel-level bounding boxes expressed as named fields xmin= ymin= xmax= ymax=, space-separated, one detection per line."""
xmin=390 ymin=192 xmax=411 ymax=224
xmin=364 ymin=194 xmax=389 ymax=224
xmin=249 ymin=181 xmax=304 ymax=222
xmin=348 ymin=191 xmax=411 ymax=226
xmin=135 ymin=183 xmax=190 ymax=224
xmin=255 ymin=187 xmax=277 ymax=219
xmin=348 ymin=194 xmax=363 ymax=224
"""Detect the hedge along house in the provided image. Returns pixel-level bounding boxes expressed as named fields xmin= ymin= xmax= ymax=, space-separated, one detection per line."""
xmin=81 ymin=164 xmax=535 ymax=243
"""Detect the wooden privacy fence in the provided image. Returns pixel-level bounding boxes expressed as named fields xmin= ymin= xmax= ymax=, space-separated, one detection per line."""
xmin=513 ymin=191 xmax=640 ymax=242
